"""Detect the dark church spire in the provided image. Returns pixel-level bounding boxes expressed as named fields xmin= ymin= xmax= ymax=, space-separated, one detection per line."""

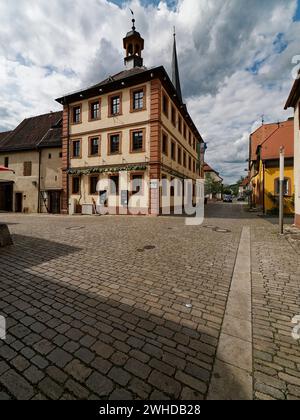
xmin=172 ymin=28 xmax=182 ymax=102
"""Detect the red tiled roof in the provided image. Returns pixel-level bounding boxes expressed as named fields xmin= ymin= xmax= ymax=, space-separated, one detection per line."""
xmin=203 ymin=163 xmax=214 ymax=172
xmin=241 ymin=177 xmax=249 ymax=187
xmin=203 ymin=163 xmax=223 ymax=181
xmin=261 ymin=119 xmax=294 ymax=160
xmin=250 ymin=123 xmax=279 ymax=161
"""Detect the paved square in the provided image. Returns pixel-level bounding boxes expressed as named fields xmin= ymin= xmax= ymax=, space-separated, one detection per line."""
xmin=0 ymin=204 xmax=299 ymax=400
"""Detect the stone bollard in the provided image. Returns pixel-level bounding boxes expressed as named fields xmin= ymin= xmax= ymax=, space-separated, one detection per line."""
xmin=0 ymin=223 xmax=13 ymax=247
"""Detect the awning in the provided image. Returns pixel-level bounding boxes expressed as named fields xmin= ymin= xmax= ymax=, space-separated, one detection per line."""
xmin=0 ymin=166 xmax=15 ymax=173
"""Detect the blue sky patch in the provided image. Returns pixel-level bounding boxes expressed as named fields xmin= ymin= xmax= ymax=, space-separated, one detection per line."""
xmin=246 ymin=57 xmax=268 ymax=75
xmin=273 ymin=33 xmax=288 ymax=54
xmin=108 ymin=0 xmax=178 ymax=9
xmin=16 ymin=53 xmax=33 ymax=67
xmin=294 ymin=0 xmax=300 ymax=21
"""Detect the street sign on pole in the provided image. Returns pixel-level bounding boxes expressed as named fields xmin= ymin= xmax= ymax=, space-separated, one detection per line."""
xmin=279 ymin=146 xmax=285 ymax=235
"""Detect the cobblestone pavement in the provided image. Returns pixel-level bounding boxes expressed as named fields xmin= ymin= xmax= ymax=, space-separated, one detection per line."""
xmin=251 ymin=222 xmax=300 ymax=400
xmin=0 ymin=204 xmax=299 ymax=400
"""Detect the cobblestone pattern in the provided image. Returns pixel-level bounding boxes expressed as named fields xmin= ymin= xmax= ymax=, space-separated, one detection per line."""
xmin=0 ymin=210 xmax=241 ymax=400
xmin=251 ymin=225 xmax=300 ymax=400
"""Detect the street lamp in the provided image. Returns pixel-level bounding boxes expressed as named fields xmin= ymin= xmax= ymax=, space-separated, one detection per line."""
xmin=279 ymin=146 xmax=285 ymax=235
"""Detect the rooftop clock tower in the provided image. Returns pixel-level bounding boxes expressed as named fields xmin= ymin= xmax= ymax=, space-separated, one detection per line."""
xmin=123 ymin=14 xmax=144 ymax=69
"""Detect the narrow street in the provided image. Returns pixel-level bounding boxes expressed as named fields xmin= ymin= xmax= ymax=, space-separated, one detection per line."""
xmin=0 ymin=203 xmax=299 ymax=400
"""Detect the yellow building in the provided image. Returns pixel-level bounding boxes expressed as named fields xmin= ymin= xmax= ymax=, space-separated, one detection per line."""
xmin=285 ymin=71 xmax=300 ymax=228
xmin=249 ymin=118 xmax=294 ymax=215
xmin=0 ymin=112 xmax=63 ymax=214
xmin=55 ymin=21 xmax=205 ymax=215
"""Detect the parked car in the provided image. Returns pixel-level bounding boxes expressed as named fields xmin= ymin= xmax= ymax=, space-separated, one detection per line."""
xmin=223 ymin=194 xmax=233 ymax=203
xmin=237 ymin=195 xmax=246 ymax=202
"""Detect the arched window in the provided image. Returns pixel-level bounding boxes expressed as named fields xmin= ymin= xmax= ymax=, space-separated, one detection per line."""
xmin=274 ymin=177 xmax=290 ymax=196
xmin=128 ymin=44 xmax=133 ymax=56
xmin=135 ymin=44 xmax=140 ymax=56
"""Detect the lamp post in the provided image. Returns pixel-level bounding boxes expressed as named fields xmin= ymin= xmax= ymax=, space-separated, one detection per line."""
xmin=279 ymin=146 xmax=285 ymax=235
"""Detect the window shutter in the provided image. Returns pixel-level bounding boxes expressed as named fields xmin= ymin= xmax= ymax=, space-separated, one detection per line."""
xmin=23 ymin=161 xmax=32 ymax=176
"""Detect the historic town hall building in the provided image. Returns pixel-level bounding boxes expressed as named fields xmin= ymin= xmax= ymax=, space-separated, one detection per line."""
xmin=0 ymin=19 xmax=205 ymax=215
xmin=56 ymin=20 xmax=205 ymax=216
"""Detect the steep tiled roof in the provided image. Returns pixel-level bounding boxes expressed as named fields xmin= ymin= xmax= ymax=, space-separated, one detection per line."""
xmin=204 ymin=163 xmax=218 ymax=174
xmin=56 ymin=67 xmax=149 ymax=104
xmin=241 ymin=177 xmax=249 ymax=187
xmin=250 ymin=123 xmax=279 ymax=162
xmin=203 ymin=163 xmax=223 ymax=181
xmin=38 ymin=126 xmax=62 ymax=148
xmin=91 ymin=67 xmax=148 ymax=89
xmin=0 ymin=112 xmax=62 ymax=152
xmin=0 ymin=131 xmax=11 ymax=145
xmin=261 ymin=119 xmax=294 ymax=160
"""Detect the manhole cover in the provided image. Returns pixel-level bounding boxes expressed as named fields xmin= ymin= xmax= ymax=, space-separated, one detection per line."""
xmin=214 ymin=228 xmax=231 ymax=233
xmin=144 ymin=245 xmax=156 ymax=250
xmin=66 ymin=226 xmax=85 ymax=231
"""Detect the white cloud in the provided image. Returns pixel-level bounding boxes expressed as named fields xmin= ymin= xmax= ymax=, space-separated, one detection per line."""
xmin=0 ymin=0 xmax=298 ymax=182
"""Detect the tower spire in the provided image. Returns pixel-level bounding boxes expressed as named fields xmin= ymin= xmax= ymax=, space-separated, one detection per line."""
xmin=172 ymin=27 xmax=183 ymax=103
xmin=130 ymin=9 xmax=136 ymax=31
xmin=123 ymin=10 xmax=144 ymax=69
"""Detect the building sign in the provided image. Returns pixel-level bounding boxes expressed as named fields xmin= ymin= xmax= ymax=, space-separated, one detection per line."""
xmin=150 ymin=180 xmax=158 ymax=190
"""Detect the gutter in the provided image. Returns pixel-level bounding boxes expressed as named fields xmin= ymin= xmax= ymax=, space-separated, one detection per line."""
xmin=66 ymin=102 xmax=70 ymax=213
xmin=284 ymin=72 xmax=300 ymax=109
xmin=36 ymin=129 xmax=51 ymax=214
xmin=262 ymin=161 xmax=265 ymax=214
xmin=38 ymin=150 xmax=41 ymax=213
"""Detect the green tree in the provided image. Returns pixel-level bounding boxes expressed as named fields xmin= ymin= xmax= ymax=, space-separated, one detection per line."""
xmin=205 ymin=173 xmax=222 ymax=197
xmin=222 ymin=184 xmax=232 ymax=195
xmin=230 ymin=177 xmax=245 ymax=197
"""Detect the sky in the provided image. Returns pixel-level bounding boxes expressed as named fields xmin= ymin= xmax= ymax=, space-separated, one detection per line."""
xmin=0 ymin=0 xmax=299 ymax=184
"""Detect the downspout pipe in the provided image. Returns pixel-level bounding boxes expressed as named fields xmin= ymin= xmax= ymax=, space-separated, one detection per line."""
xmin=38 ymin=149 xmax=41 ymax=213
xmin=66 ymin=101 xmax=70 ymax=214
xmin=262 ymin=161 xmax=265 ymax=214
xmin=36 ymin=129 xmax=50 ymax=214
